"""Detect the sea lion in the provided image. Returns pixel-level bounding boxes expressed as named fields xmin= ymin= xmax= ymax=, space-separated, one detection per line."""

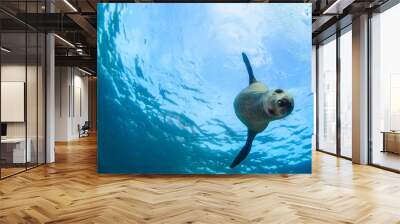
xmin=230 ymin=53 xmax=294 ymax=168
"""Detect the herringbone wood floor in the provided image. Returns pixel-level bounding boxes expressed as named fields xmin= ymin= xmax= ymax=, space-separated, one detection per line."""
xmin=1 ymin=135 xmax=400 ymax=224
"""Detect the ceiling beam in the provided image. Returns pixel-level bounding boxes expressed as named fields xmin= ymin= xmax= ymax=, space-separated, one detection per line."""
xmin=8 ymin=13 xmax=82 ymax=32
xmin=312 ymin=15 xmax=335 ymax=33
xmin=55 ymin=55 xmax=96 ymax=72
xmin=67 ymin=13 xmax=97 ymax=46
xmin=323 ymin=0 xmax=356 ymax=14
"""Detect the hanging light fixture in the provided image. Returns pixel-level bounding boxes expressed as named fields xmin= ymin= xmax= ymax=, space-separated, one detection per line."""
xmin=63 ymin=0 xmax=78 ymax=12
xmin=1 ymin=47 xmax=11 ymax=53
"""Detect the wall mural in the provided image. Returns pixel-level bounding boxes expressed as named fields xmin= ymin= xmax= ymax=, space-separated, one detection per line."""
xmin=98 ymin=3 xmax=313 ymax=174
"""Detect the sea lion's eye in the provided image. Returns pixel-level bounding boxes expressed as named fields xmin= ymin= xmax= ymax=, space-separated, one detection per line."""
xmin=277 ymin=99 xmax=289 ymax=107
xmin=275 ymin=89 xmax=283 ymax=94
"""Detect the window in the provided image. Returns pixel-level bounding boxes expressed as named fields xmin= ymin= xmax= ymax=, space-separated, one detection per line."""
xmin=370 ymin=3 xmax=400 ymax=171
xmin=0 ymin=1 xmax=46 ymax=179
xmin=317 ymin=36 xmax=337 ymax=154
xmin=339 ymin=28 xmax=352 ymax=158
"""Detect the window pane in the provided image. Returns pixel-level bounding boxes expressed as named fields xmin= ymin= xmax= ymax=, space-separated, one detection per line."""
xmin=340 ymin=29 xmax=352 ymax=158
xmin=318 ymin=37 xmax=337 ymax=154
xmin=371 ymin=4 xmax=400 ymax=171
xmin=1 ymin=30 xmax=27 ymax=177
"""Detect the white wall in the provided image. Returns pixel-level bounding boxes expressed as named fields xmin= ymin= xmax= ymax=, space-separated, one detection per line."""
xmin=1 ymin=65 xmax=27 ymax=140
xmin=55 ymin=66 xmax=70 ymax=141
xmin=1 ymin=65 xmax=41 ymax=137
xmin=72 ymin=73 xmax=89 ymax=138
xmin=55 ymin=67 xmax=89 ymax=141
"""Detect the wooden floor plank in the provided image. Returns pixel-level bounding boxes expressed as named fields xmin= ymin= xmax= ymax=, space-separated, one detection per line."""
xmin=1 ymin=135 xmax=400 ymax=223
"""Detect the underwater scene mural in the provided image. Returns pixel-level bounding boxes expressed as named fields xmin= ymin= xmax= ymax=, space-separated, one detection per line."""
xmin=98 ymin=3 xmax=313 ymax=174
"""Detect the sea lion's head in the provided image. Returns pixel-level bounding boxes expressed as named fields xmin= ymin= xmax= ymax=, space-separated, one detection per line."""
xmin=263 ymin=89 xmax=294 ymax=120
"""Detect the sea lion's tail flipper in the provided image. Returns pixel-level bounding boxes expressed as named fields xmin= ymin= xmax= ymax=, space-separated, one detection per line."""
xmin=242 ymin=52 xmax=256 ymax=85
xmin=230 ymin=130 xmax=257 ymax=168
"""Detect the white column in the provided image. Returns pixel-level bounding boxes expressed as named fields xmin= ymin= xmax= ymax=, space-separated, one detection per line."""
xmin=352 ymin=14 xmax=369 ymax=164
xmin=45 ymin=0 xmax=55 ymax=163
xmin=46 ymin=32 xmax=55 ymax=163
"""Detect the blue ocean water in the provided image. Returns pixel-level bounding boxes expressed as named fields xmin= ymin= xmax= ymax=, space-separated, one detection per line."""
xmin=98 ymin=3 xmax=313 ymax=174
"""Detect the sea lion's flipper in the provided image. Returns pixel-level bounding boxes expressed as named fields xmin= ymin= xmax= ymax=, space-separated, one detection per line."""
xmin=230 ymin=130 xmax=257 ymax=168
xmin=242 ymin=52 xmax=256 ymax=85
